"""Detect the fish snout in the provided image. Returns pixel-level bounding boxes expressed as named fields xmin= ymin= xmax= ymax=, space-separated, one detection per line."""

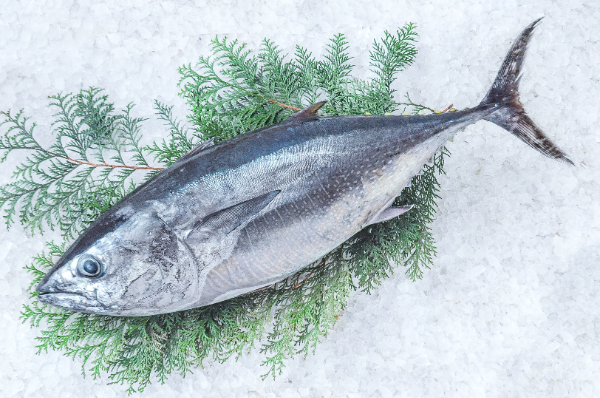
xmin=36 ymin=279 xmax=56 ymax=294
xmin=36 ymin=265 xmax=95 ymax=302
xmin=36 ymin=277 xmax=75 ymax=295
xmin=36 ymin=268 xmax=72 ymax=294
xmin=36 ymin=275 xmax=104 ymax=313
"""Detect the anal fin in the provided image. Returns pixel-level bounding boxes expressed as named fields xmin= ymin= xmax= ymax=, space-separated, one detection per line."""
xmin=367 ymin=205 xmax=413 ymax=226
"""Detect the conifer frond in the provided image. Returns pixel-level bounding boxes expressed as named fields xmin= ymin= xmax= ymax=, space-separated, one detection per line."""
xmin=145 ymin=101 xmax=200 ymax=166
xmin=0 ymin=88 xmax=158 ymax=237
xmin=370 ymin=23 xmax=418 ymax=97
xmin=8 ymin=23 xmax=453 ymax=392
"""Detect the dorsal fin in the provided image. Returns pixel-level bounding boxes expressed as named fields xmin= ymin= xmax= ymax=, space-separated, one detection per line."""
xmin=288 ymin=101 xmax=327 ymax=121
xmin=173 ymin=138 xmax=215 ymax=165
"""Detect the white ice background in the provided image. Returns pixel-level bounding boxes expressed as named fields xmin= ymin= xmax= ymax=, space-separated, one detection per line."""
xmin=1 ymin=1 xmax=599 ymax=397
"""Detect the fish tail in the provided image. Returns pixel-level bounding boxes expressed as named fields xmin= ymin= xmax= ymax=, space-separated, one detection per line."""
xmin=479 ymin=18 xmax=573 ymax=165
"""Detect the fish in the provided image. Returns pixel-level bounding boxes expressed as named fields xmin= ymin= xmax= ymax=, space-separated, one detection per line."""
xmin=36 ymin=19 xmax=572 ymax=316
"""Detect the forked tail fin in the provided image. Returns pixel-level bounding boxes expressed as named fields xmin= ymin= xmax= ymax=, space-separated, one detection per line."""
xmin=480 ymin=18 xmax=574 ymax=165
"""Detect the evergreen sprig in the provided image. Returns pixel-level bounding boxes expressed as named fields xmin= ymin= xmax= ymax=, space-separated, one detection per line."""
xmin=3 ymin=23 xmax=451 ymax=392
xmin=145 ymin=100 xmax=202 ymax=166
xmin=178 ymin=23 xmax=418 ymax=137
xmin=0 ymin=88 xmax=162 ymax=240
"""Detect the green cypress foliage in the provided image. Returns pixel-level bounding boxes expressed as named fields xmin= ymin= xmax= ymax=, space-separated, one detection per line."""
xmin=1 ymin=23 xmax=449 ymax=393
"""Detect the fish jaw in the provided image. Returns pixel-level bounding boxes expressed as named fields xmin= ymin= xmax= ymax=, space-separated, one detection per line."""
xmin=37 ymin=292 xmax=107 ymax=314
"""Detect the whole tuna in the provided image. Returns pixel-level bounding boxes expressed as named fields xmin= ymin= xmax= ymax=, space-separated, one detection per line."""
xmin=37 ymin=19 xmax=571 ymax=316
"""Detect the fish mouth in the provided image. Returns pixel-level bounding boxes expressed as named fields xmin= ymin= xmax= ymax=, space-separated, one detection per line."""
xmin=36 ymin=272 xmax=109 ymax=314
xmin=37 ymin=292 xmax=106 ymax=314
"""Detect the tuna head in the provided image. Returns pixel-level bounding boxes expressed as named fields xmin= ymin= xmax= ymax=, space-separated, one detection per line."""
xmin=36 ymin=207 xmax=200 ymax=316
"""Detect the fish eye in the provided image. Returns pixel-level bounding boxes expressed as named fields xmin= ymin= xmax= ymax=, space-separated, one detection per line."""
xmin=77 ymin=255 xmax=103 ymax=278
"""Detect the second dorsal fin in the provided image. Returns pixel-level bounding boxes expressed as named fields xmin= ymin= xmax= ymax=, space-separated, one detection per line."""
xmin=288 ymin=101 xmax=327 ymax=121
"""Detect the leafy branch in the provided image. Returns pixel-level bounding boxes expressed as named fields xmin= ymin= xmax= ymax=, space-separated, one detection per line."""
xmin=4 ymin=23 xmax=456 ymax=393
xmin=144 ymin=100 xmax=203 ymax=166
xmin=0 ymin=88 xmax=164 ymax=238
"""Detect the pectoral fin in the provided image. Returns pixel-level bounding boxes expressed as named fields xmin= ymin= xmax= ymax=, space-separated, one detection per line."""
xmin=367 ymin=205 xmax=413 ymax=226
xmin=186 ymin=190 xmax=280 ymax=246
